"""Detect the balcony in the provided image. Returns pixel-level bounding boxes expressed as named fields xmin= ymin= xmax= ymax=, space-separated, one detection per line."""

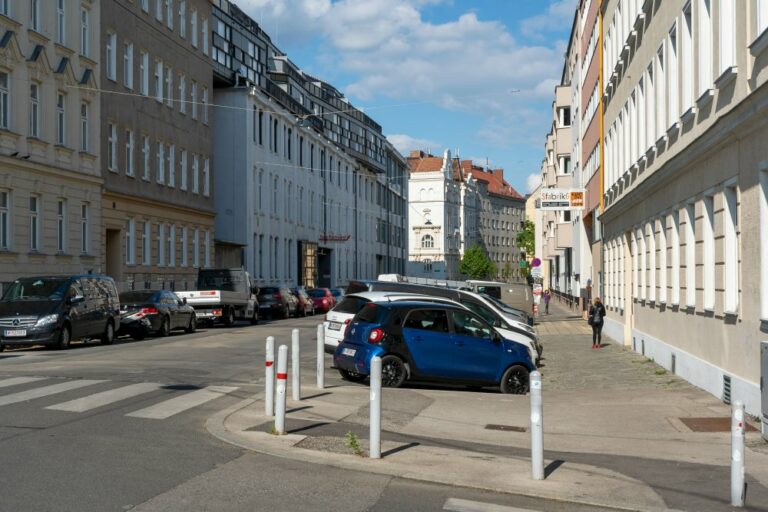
xmin=556 ymin=173 xmax=573 ymax=189
xmin=555 ymin=224 xmax=573 ymax=249
xmin=544 ymin=234 xmax=558 ymax=258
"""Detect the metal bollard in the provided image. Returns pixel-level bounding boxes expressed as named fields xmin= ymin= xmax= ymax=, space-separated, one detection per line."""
xmin=731 ymin=400 xmax=746 ymax=507
xmin=316 ymin=324 xmax=325 ymax=389
xmin=369 ymin=356 xmax=382 ymax=459
xmin=530 ymin=370 xmax=544 ymax=480
xmin=274 ymin=345 xmax=288 ymax=435
xmin=292 ymin=329 xmax=301 ymax=401
xmin=265 ymin=336 xmax=275 ymax=416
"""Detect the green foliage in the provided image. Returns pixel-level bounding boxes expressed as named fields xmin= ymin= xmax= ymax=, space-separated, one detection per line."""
xmin=345 ymin=431 xmax=363 ymax=456
xmin=460 ymin=245 xmax=496 ymax=279
xmin=516 ymin=220 xmax=535 ymax=258
xmin=502 ymin=261 xmax=513 ymax=280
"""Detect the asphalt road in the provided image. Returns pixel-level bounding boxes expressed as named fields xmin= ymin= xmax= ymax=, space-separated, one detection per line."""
xmin=0 ymin=315 xmax=612 ymax=512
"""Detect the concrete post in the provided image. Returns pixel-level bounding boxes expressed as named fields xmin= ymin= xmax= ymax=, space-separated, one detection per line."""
xmin=731 ymin=400 xmax=746 ymax=507
xmin=316 ymin=324 xmax=325 ymax=389
xmin=369 ymin=356 xmax=382 ymax=459
xmin=274 ymin=344 xmax=288 ymax=435
xmin=292 ymin=328 xmax=301 ymax=401
xmin=530 ymin=370 xmax=543 ymax=480
xmin=265 ymin=336 xmax=275 ymax=417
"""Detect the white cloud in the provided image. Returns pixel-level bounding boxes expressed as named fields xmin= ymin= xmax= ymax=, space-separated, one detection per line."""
xmin=387 ymin=134 xmax=442 ymax=155
xmin=526 ymin=173 xmax=542 ymax=193
xmin=520 ymin=0 xmax=578 ymax=40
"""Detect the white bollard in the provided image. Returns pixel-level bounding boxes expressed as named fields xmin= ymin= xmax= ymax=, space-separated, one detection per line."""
xmin=274 ymin=345 xmax=288 ymax=435
xmin=369 ymin=356 xmax=382 ymax=459
xmin=265 ymin=336 xmax=275 ymax=417
xmin=530 ymin=370 xmax=544 ymax=480
xmin=292 ymin=328 xmax=301 ymax=401
xmin=731 ymin=400 xmax=746 ymax=507
xmin=316 ymin=324 xmax=325 ymax=389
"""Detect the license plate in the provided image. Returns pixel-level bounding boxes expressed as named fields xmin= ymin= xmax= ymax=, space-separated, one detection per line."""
xmin=342 ymin=348 xmax=356 ymax=356
xmin=4 ymin=329 xmax=27 ymax=337
xmin=329 ymin=322 xmax=342 ymax=331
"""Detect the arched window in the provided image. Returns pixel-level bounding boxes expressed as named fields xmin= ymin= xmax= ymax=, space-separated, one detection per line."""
xmin=421 ymin=234 xmax=434 ymax=249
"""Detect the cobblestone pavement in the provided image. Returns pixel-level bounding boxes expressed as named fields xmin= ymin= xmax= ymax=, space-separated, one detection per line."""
xmin=535 ymin=300 xmax=695 ymax=392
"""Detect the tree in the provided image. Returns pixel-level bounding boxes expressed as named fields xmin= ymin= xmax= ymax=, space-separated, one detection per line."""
xmin=516 ymin=220 xmax=535 ymax=258
xmin=502 ymin=260 xmax=513 ymax=282
xmin=460 ymin=244 xmax=496 ymax=279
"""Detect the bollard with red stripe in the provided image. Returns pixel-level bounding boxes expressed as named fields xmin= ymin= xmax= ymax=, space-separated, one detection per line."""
xmin=265 ymin=336 xmax=275 ymax=417
xmin=274 ymin=344 xmax=288 ymax=435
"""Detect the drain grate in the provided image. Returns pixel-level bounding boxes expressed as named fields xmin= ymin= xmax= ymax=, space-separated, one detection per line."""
xmin=485 ymin=424 xmax=526 ymax=432
xmin=679 ymin=417 xmax=758 ymax=432
xmin=723 ymin=375 xmax=732 ymax=405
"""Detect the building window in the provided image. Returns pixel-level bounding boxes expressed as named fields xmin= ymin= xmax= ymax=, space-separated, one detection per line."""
xmin=193 ymin=228 xmax=200 ymax=267
xmin=167 ymin=144 xmax=175 ymax=187
xmin=258 ymin=110 xmax=263 ymax=145
xmin=698 ymin=0 xmax=712 ymax=97
xmin=141 ymin=0 xmax=148 ymax=12
xmin=167 ymin=224 xmax=175 ymax=267
xmin=655 ymin=44 xmax=666 ymax=139
xmin=702 ymin=195 xmax=715 ymax=310
xmin=180 ymin=149 xmax=188 ymax=190
xmin=166 ymin=0 xmax=173 ymax=29
xmin=55 ymin=200 xmax=66 ymax=253
xmin=668 ymin=24 xmax=678 ymax=126
xmin=421 ymin=234 xmax=434 ymax=249
xmin=29 ymin=195 xmax=39 ymax=251
xmin=202 ymin=87 xmax=208 ymax=123
xmin=142 ymin=221 xmax=151 ymax=265
xmin=179 ymin=74 xmax=186 ymax=113
xmin=155 ymin=0 xmax=163 ymax=21
xmin=647 ymin=222 xmax=656 ymax=302
xmin=107 ymin=123 xmax=117 ymax=171
xmin=719 ymin=0 xmax=735 ymax=73
xmin=0 ymin=191 xmax=8 ymax=250
xmin=29 ymin=83 xmax=40 ymax=138
xmin=192 ymin=155 xmax=199 ymax=193
xmin=106 ymin=32 xmax=117 ymax=81
xmin=80 ymin=102 xmax=89 ymax=151
xmin=287 ymin=128 xmax=292 ymax=160
xmin=181 ymin=226 xmax=188 ymax=267
xmin=203 ymin=158 xmax=210 ymax=196
xmin=682 ymin=3 xmax=693 ymax=113
xmin=80 ymin=203 xmax=89 ymax=254
xmin=258 ymin=234 xmax=264 ymax=278
xmin=190 ymin=81 xmax=197 ymax=119
xmin=191 ymin=9 xmax=198 ymax=47
xmin=273 ymin=176 xmax=278 ymax=214
xmin=30 ymin=0 xmax=39 ymax=31
xmin=125 ymin=129 xmax=134 ymax=176
xmin=638 ymin=228 xmax=647 ymax=301
xmin=126 ymin=218 xmax=135 ymax=264
xmin=684 ymin=202 xmax=696 ymax=307
xmin=179 ymin=0 xmax=186 ymax=38
xmin=258 ymin=170 xmax=264 ymax=211
xmin=56 ymin=92 xmax=66 ymax=145
xmin=424 ymin=259 xmax=433 ymax=273
xmin=723 ymin=185 xmax=739 ymax=313
xmin=123 ymin=42 xmax=134 ymax=89
xmin=157 ymin=223 xmax=165 ymax=266
xmin=56 ymin=0 xmax=66 ymax=45
xmin=142 ymin=135 xmax=150 ymax=180
xmin=272 ymin=119 xmax=278 ymax=153
xmin=671 ymin=209 xmax=681 ymax=305
xmin=658 ymin=217 xmax=668 ymax=304
xmin=202 ymin=18 xmax=208 ymax=55
xmin=154 ymin=60 xmax=163 ymax=102
xmin=81 ymin=8 xmax=90 ymax=56
xmin=165 ymin=66 xmax=173 ymax=108
xmin=0 ymin=71 xmax=8 ymax=130
xmin=157 ymin=142 xmax=165 ymax=184
xmin=759 ymin=0 xmax=768 ymax=35
xmin=0 ymin=0 xmax=7 ymax=18
xmin=139 ymin=51 xmax=149 ymax=95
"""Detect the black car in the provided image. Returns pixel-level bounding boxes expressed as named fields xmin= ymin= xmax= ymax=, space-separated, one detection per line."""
xmin=0 ymin=275 xmax=120 ymax=350
xmin=257 ymin=287 xmax=299 ymax=318
xmin=119 ymin=290 xmax=196 ymax=340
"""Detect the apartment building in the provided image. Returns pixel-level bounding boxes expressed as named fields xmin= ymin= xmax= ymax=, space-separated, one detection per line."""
xmin=600 ymin=0 xmax=768 ymax=415
xmin=209 ymin=0 xmax=407 ymax=288
xmin=0 ymin=0 xmax=102 ymax=287
xmin=100 ymin=0 xmax=216 ymax=292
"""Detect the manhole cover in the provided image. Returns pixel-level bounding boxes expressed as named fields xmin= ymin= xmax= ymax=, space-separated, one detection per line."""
xmin=679 ymin=417 xmax=758 ymax=432
xmin=485 ymin=424 xmax=526 ymax=432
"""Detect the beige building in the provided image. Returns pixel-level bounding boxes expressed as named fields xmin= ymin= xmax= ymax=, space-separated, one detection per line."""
xmin=0 ymin=0 xmax=102 ymax=289
xmin=100 ymin=0 xmax=215 ymax=292
xmin=600 ymin=0 xmax=768 ymax=415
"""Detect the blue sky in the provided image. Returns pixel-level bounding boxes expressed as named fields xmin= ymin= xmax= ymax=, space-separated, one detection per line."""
xmin=236 ymin=0 xmax=577 ymax=195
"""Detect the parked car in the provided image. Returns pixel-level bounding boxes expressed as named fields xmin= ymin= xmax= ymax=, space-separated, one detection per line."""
xmin=119 ymin=290 xmax=196 ymax=340
xmin=330 ymin=288 xmax=345 ymax=302
xmin=258 ymin=287 xmax=299 ymax=319
xmin=333 ymin=302 xmax=534 ymax=394
xmin=0 ymin=275 xmax=120 ymax=350
xmin=308 ymin=288 xmax=335 ymax=313
xmin=176 ymin=268 xmax=259 ymax=326
xmin=291 ymin=287 xmax=315 ymax=317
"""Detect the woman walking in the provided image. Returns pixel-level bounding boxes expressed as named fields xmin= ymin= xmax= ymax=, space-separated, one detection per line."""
xmin=588 ymin=297 xmax=606 ymax=349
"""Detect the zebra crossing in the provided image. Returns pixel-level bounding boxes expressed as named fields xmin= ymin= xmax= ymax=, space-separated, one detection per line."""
xmin=0 ymin=375 xmax=238 ymax=420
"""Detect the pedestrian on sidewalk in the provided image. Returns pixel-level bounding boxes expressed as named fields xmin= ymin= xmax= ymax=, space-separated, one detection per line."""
xmin=588 ymin=297 xmax=606 ymax=349
xmin=543 ymin=289 xmax=551 ymax=315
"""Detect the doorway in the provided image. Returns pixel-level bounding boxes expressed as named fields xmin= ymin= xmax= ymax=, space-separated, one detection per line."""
xmin=105 ymin=229 xmax=122 ymax=282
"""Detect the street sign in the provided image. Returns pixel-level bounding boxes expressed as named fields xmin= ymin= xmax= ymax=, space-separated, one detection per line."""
xmin=539 ymin=188 xmax=586 ymax=211
xmin=531 ymin=267 xmax=543 ymax=278
xmin=531 ymin=257 xmax=541 ymax=267
xmin=532 ymin=284 xmax=542 ymax=305
xmin=518 ymin=261 xmax=528 ymax=268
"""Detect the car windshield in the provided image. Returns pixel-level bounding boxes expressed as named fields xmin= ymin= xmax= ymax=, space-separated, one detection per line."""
xmin=197 ymin=270 xmax=243 ymax=292
xmin=119 ymin=291 xmax=158 ymax=303
xmin=309 ymin=289 xmax=327 ymax=298
xmin=1 ymin=278 xmax=69 ymax=301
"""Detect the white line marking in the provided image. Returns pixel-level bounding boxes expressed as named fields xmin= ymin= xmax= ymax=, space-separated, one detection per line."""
xmin=0 ymin=380 xmax=107 ymax=406
xmin=45 ymin=382 xmax=163 ymax=412
xmin=0 ymin=377 xmax=47 ymax=388
xmin=443 ymin=498 xmax=540 ymax=512
xmin=125 ymin=385 xmax=238 ymax=419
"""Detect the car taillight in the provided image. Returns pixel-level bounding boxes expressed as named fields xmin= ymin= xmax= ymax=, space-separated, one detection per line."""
xmin=273 ymin=293 xmax=282 ymax=300
xmin=322 ymin=298 xmax=328 ymax=304
xmin=140 ymin=307 xmax=159 ymax=315
xmin=343 ymin=318 xmax=351 ymax=334
xmin=368 ymin=328 xmax=384 ymax=344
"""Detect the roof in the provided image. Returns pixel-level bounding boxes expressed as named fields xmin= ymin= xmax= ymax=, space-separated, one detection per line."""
xmin=463 ymin=163 xmax=524 ymax=200
xmin=406 ymin=150 xmax=463 ymax=181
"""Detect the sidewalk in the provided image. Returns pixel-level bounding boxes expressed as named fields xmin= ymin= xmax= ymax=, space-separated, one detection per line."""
xmin=207 ymin=299 xmax=768 ymax=512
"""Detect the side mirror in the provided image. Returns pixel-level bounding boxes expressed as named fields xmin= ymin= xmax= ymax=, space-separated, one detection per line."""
xmin=493 ymin=318 xmax=502 ymax=328
xmin=492 ymin=331 xmax=502 ymax=343
xmin=68 ymin=295 xmax=85 ymax=305
xmin=181 ymin=298 xmax=187 ymax=305
xmin=251 ymin=287 xmax=259 ymax=296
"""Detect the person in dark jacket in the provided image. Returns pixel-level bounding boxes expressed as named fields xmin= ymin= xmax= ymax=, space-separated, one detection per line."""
xmin=588 ymin=297 xmax=606 ymax=349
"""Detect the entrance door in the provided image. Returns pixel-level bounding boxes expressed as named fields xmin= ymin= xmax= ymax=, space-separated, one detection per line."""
xmin=105 ymin=229 xmax=122 ymax=283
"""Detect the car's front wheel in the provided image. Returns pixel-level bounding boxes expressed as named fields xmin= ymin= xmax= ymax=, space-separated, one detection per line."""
xmin=250 ymin=309 xmax=259 ymax=325
xmin=57 ymin=325 xmax=72 ymax=350
xmin=500 ymin=365 xmax=530 ymax=394
xmin=224 ymin=308 xmax=235 ymax=327
xmin=185 ymin=315 xmax=197 ymax=333
xmin=380 ymin=355 xmax=407 ymax=388
xmin=100 ymin=321 xmax=115 ymax=345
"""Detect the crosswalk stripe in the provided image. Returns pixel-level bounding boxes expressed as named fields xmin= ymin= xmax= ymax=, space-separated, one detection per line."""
xmin=0 ymin=377 xmax=48 ymax=388
xmin=125 ymin=385 xmax=238 ymax=419
xmin=45 ymin=382 xmax=163 ymax=412
xmin=443 ymin=498 xmax=539 ymax=512
xmin=0 ymin=380 xmax=106 ymax=407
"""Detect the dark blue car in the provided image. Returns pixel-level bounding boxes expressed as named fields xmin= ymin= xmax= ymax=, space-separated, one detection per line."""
xmin=333 ymin=301 xmax=534 ymax=394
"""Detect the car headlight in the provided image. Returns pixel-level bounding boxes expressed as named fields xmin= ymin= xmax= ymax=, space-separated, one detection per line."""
xmin=35 ymin=314 xmax=59 ymax=327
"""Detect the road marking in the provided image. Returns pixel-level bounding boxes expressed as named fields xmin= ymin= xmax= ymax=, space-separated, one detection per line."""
xmin=0 ymin=376 xmax=48 ymax=388
xmin=0 ymin=380 xmax=107 ymax=407
xmin=443 ymin=498 xmax=539 ymax=512
xmin=125 ymin=385 xmax=238 ymax=419
xmin=45 ymin=382 xmax=163 ymax=412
